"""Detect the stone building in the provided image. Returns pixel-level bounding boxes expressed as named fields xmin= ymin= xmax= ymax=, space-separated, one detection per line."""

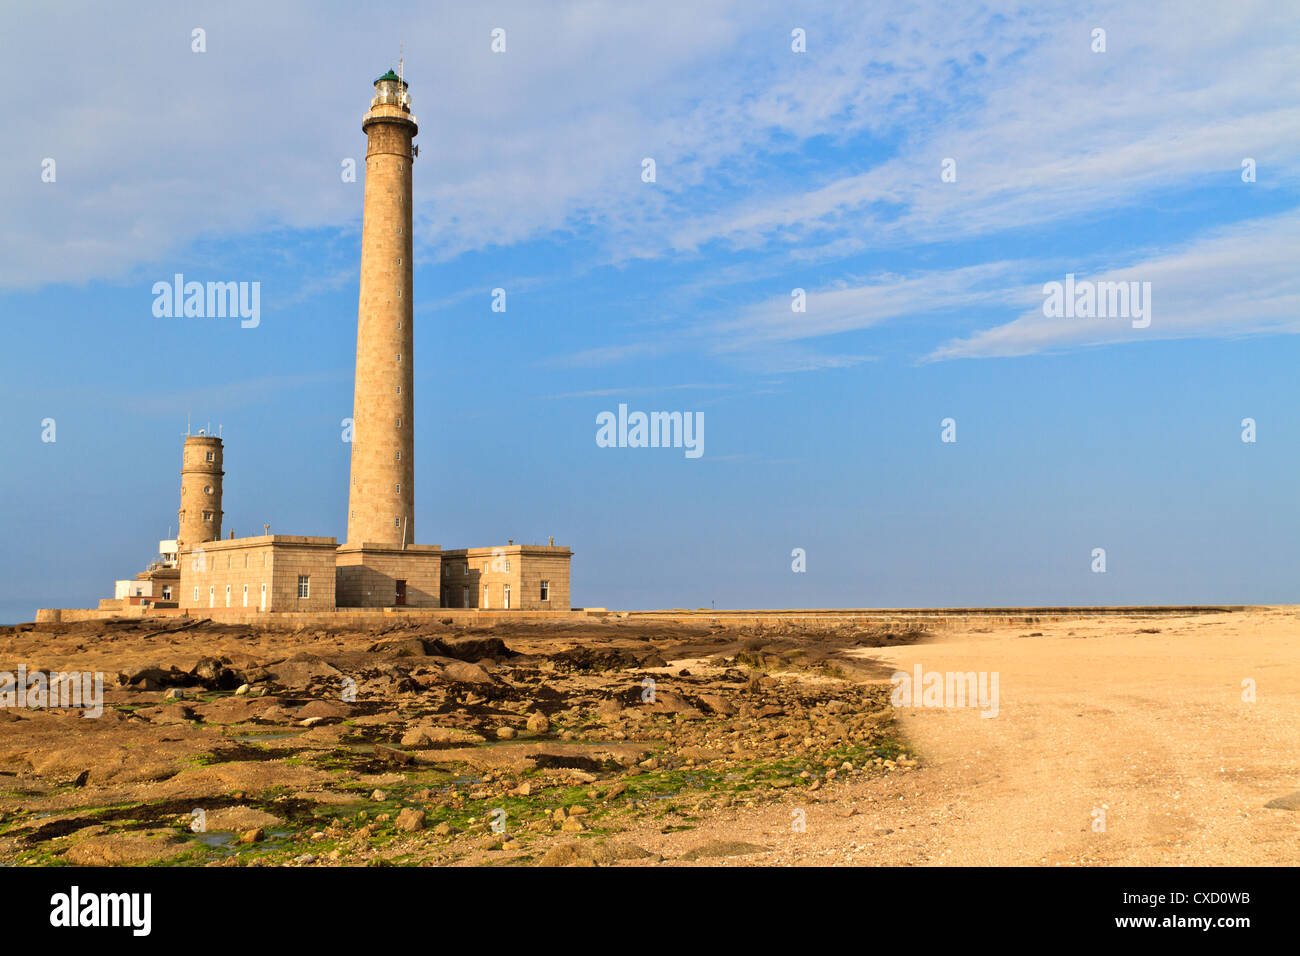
xmin=179 ymin=535 xmax=339 ymax=612
xmin=99 ymin=69 xmax=574 ymax=616
xmin=439 ymin=543 xmax=572 ymax=610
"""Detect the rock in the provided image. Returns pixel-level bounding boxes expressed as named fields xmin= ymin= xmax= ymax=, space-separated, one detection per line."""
xmin=433 ymin=635 xmax=515 ymax=662
xmin=561 ymin=817 xmax=586 ymax=833
xmin=526 ymin=712 xmax=550 ymax=735
xmin=443 ymin=661 xmax=493 ymax=685
xmin=374 ymin=744 xmax=415 ymax=765
xmin=265 ymin=656 xmax=342 ymax=690
xmin=395 ymin=808 xmax=426 ymax=832
xmin=239 ymin=828 xmax=264 ymax=844
xmin=648 ymin=692 xmax=702 ymax=717
xmin=432 ymin=822 xmax=453 ymax=837
xmin=400 ymin=728 xmax=432 ymax=747
xmin=205 ymin=807 xmax=284 ymax=831
xmin=697 ymin=694 xmax=737 ymax=716
xmin=367 ymin=637 xmax=430 ymax=657
xmin=495 ymin=726 xmax=517 ymax=740
xmin=585 ymin=841 xmax=656 ymax=864
xmin=678 ymin=839 xmax=768 ymax=861
xmin=62 ymin=830 xmax=188 ymax=865
xmin=534 ymin=840 xmax=653 ymax=867
xmin=404 ymin=725 xmax=486 ymax=746
xmin=163 ymin=688 xmax=185 ymax=701
xmin=122 ymin=665 xmax=189 ymax=691
xmin=371 ymin=789 xmax=387 ymax=802
xmin=510 ymin=781 xmax=533 ymax=797
xmin=1265 ymin=791 xmax=1300 ymax=811
xmin=297 ymin=700 xmax=351 ymax=720
xmin=535 ymin=844 xmax=596 ymax=867
xmin=192 ymin=657 xmax=240 ymax=689
xmin=234 ymin=684 xmax=250 ymax=696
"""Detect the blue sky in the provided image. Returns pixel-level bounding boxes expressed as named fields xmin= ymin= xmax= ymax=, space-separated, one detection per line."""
xmin=1 ymin=1 xmax=1297 ymax=622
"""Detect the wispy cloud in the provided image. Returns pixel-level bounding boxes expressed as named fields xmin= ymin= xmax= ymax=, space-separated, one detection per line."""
xmin=926 ymin=211 xmax=1300 ymax=360
xmin=542 ymin=383 xmax=734 ymax=400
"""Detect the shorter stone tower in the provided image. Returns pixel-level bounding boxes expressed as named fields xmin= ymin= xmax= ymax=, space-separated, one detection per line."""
xmin=177 ymin=434 xmax=223 ymax=557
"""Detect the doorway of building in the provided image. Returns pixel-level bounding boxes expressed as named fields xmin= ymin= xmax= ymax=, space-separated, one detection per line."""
xmin=395 ymin=579 xmax=407 ymax=606
xmin=503 ymin=584 xmax=511 ymax=610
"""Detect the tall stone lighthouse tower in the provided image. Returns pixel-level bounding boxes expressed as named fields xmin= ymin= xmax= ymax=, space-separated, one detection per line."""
xmin=346 ymin=69 xmax=417 ymax=546
xmin=177 ymin=433 xmax=223 ymax=557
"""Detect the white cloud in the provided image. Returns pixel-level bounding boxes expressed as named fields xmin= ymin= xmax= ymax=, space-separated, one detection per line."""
xmin=926 ymin=211 xmax=1300 ymax=360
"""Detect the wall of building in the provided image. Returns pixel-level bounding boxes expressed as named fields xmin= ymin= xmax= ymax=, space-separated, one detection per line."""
xmin=441 ymin=545 xmax=571 ymax=610
xmin=179 ymin=535 xmax=338 ymax=612
xmin=336 ymin=543 xmax=440 ymax=607
xmin=114 ymin=580 xmax=155 ymax=599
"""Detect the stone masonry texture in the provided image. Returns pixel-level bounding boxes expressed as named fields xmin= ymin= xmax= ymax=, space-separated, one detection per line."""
xmin=346 ymin=92 xmax=417 ymax=547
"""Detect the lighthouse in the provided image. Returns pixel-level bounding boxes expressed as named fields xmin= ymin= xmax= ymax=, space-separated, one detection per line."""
xmin=346 ymin=68 xmax=418 ymax=546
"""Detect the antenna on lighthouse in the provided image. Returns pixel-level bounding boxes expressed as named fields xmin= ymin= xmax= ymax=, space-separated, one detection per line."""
xmin=397 ymin=43 xmax=410 ymax=109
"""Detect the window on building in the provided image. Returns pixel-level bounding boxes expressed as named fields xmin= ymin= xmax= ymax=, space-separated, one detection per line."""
xmin=395 ymin=518 xmax=400 ymax=527
xmin=462 ymin=586 xmax=469 ymax=607
xmin=297 ymin=575 xmax=310 ymax=599
xmin=193 ymin=587 xmax=199 ymax=601
xmin=503 ymin=559 xmax=511 ymax=572
xmin=242 ymin=584 xmax=248 ymax=607
xmin=540 ymin=580 xmax=550 ymax=601
xmin=203 ymin=511 xmax=213 ymax=521
xmin=395 ymin=484 xmax=400 ymax=494
xmin=162 ymin=586 xmax=172 ymax=600
xmin=396 ymin=353 xmax=401 ymax=362
xmin=204 ymin=485 xmax=213 ymax=494
xmin=206 ymin=451 xmax=214 ymax=462
xmin=225 ymin=584 xmax=231 ymax=607
xmin=395 ymin=450 xmax=400 ymax=460
xmin=396 ymin=418 xmax=401 ymax=427
xmin=396 ymin=386 xmax=401 ymax=394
